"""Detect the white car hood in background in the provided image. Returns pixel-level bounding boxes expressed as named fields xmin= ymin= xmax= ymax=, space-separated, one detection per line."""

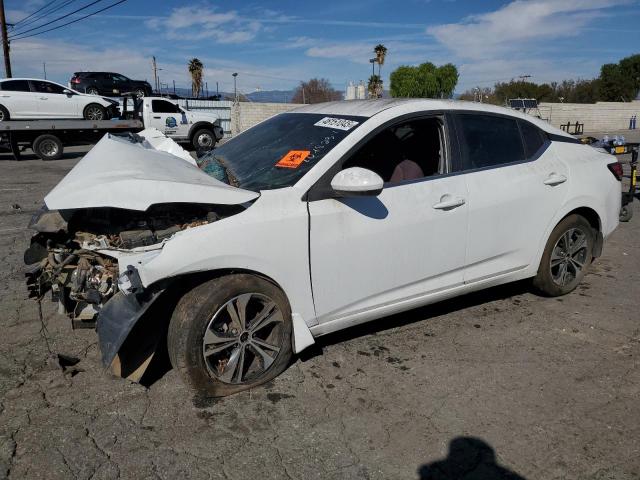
xmin=45 ymin=130 xmax=258 ymax=211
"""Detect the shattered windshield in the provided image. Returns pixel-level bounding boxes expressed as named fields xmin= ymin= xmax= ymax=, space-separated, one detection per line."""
xmin=196 ymin=113 xmax=366 ymax=191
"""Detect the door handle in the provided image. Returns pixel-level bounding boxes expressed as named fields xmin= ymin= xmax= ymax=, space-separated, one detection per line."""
xmin=543 ymin=173 xmax=567 ymax=186
xmin=433 ymin=195 xmax=466 ymax=210
xmin=39 ymin=97 xmax=48 ymax=100
xmin=153 ymin=116 xmax=161 ymax=119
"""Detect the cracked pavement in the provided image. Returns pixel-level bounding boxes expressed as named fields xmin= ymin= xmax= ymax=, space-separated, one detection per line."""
xmin=1 ymin=143 xmax=639 ymax=479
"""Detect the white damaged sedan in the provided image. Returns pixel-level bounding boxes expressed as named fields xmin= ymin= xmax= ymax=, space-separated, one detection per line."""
xmin=25 ymin=99 xmax=622 ymax=396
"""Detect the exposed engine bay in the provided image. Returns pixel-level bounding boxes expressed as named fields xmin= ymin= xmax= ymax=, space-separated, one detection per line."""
xmin=24 ymin=203 xmax=243 ymax=328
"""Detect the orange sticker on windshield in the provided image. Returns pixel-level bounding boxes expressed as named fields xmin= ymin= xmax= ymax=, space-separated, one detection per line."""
xmin=276 ymin=150 xmax=310 ymax=168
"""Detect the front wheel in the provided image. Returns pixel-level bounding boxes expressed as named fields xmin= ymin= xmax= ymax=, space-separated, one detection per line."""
xmin=533 ymin=214 xmax=595 ymax=296
xmin=83 ymin=103 xmax=106 ymax=120
xmin=167 ymin=274 xmax=293 ymax=397
xmin=134 ymin=88 xmax=146 ymax=98
xmin=86 ymin=87 xmax=99 ymax=95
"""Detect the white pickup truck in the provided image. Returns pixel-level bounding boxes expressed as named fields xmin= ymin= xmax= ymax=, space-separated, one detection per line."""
xmin=141 ymin=97 xmax=224 ymax=151
xmin=0 ymin=96 xmax=224 ymax=160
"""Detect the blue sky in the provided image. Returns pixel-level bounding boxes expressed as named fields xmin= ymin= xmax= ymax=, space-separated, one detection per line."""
xmin=5 ymin=0 xmax=640 ymax=95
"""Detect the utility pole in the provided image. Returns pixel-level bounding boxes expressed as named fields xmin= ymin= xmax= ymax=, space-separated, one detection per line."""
xmin=216 ymin=81 xmax=219 ymax=98
xmin=151 ymin=56 xmax=158 ymax=92
xmin=43 ymin=62 xmax=47 ymax=79
xmin=232 ymin=72 xmax=238 ymax=102
xmin=172 ymin=80 xmax=175 ymax=95
xmin=0 ymin=0 xmax=12 ymax=78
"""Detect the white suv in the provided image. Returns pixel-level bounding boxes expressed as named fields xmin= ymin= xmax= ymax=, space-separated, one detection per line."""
xmin=0 ymin=78 xmax=117 ymax=121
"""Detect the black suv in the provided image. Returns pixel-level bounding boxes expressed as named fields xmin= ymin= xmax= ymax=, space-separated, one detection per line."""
xmin=69 ymin=72 xmax=152 ymax=97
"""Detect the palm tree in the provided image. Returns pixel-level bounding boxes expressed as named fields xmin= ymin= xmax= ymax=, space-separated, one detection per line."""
xmin=374 ymin=44 xmax=387 ymax=77
xmin=367 ymin=74 xmax=383 ymax=99
xmin=188 ymin=58 xmax=204 ymax=98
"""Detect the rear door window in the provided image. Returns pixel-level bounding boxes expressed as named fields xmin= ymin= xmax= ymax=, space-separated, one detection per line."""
xmin=454 ymin=114 xmax=525 ymax=171
xmin=1 ymin=80 xmax=31 ymax=92
xmin=31 ymin=81 xmax=66 ymax=94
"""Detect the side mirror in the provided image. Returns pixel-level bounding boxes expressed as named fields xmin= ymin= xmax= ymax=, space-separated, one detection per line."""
xmin=63 ymin=89 xmax=74 ymax=95
xmin=330 ymin=167 xmax=383 ymax=197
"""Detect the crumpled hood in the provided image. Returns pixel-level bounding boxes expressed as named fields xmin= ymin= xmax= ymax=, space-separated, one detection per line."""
xmin=45 ymin=130 xmax=258 ymax=211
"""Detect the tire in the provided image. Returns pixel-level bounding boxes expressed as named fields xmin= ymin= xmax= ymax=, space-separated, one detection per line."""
xmin=533 ymin=214 xmax=595 ymax=296
xmin=83 ymin=103 xmax=106 ymax=120
xmin=133 ymin=88 xmax=146 ymax=98
xmin=86 ymin=87 xmax=99 ymax=95
xmin=619 ymin=204 xmax=633 ymax=222
xmin=32 ymin=134 xmax=63 ymax=161
xmin=167 ymin=274 xmax=293 ymax=397
xmin=0 ymin=105 xmax=9 ymax=121
xmin=191 ymin=128 xmax=215 ymax=151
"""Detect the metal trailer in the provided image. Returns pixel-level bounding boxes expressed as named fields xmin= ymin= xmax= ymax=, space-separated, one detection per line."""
xmin=0 ymin=96 xmax=144 ymax=161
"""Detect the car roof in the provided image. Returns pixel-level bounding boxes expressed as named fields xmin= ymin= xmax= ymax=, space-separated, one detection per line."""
xmin=291 ymin=99 xmax=570 ymax=137
xmin=0 ymin=77 xmax=62 ymax=83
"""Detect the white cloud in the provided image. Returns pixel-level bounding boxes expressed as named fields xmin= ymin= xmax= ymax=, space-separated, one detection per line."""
xmin=146 ymin=6 xmax=262 ymax=44
xmin=427 ymin=0 xmax=633 ymax=60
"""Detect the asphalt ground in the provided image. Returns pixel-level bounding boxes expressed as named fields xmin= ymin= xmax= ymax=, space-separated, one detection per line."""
xmin=0 ymin=135 xmax=639 ymax=479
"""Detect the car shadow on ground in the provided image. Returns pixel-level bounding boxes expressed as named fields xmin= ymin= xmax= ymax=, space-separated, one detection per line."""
xmin=417 ymin=436 xmax=527 ymax=479
xmin=304 ymin=279 xmax=532 ymax=357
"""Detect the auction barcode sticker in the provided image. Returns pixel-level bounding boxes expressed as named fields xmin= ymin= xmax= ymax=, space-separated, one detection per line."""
xmin=314 ymin=117 xmax=359 ymax=131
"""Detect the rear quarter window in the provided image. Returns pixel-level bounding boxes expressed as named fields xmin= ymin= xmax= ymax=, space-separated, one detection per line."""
xmin=519 ymin=120 xmax=547 ymax=159
xmin=1 ymin=80 xmax=31 ymax=92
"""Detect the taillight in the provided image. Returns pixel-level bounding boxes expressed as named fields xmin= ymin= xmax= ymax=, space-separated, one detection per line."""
xmin=607 ymin=162 xmax=623 ymax=181
xmin=70 ymin=77 xmax=80 ymax=84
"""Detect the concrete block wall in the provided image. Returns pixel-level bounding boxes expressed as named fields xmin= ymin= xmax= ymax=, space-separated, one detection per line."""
xmin=534 ymin=101 xmax=639 ymax=133
xmin=232 ymin=102 xmax=302 ymax=135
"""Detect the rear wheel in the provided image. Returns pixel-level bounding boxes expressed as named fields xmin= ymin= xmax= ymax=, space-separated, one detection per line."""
xmin=32 ymin=134 xmax=63 ymax=160
xmin=86 ymin=87 xmax=99 ymax=95
xmin=83 ymin=103 xmax=106 ymax=120
xmin=0 ymin=105 xmax=9 ymax=121
xmin=533 ymin=214 xmax=595 ymax=296
xmin=191 ymin=128 xmax=215 ymax=151
xmin=168 ymin=274 xmax=293 ymax=397
xmin=134 ymin=88 xmax=146 ymax=98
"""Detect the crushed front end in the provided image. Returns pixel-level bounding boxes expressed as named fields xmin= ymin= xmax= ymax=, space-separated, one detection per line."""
xmin=24 ymin=203 xmax=239 ymax=379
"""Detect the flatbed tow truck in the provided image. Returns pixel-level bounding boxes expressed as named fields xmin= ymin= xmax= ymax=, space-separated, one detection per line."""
xmin=0 ymin=96 xmax=223 ymax=160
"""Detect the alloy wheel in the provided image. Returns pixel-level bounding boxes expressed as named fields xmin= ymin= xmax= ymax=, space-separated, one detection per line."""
xmin=550 ymin=227 xmax=588 ymax=286
xmin=202 ymin=293 xmax=285 ymax=384
xmin=86 ymin=106 xmax=104 ymax=120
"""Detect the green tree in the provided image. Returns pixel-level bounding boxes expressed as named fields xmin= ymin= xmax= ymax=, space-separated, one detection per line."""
xmin=600 ymin=54 xmax=640 ymax=101
xmin=389 ymin=62 xmax=459 ymax=98
xmin=188 ymin=58 xmax=204 ymax=98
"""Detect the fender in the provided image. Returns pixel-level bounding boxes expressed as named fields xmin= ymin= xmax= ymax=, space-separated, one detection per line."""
xmin=187 ymin=120 xmax=219 ymax=140
xmin=97 ymin=266 xmax=316 ymax=382
xmin=529 ymin=196 xmax=605 ymax=275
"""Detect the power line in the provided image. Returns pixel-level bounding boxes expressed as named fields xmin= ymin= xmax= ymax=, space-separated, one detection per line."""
xmin=9 ymin=0 xmax=105 ymax=39
xmin=10 ymin=0 xmax=126 ymax=41
xmin=11 ymin=0 xmax=79 ymax=34
xmin=12 ymin=0 xmax=62 ymax=27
